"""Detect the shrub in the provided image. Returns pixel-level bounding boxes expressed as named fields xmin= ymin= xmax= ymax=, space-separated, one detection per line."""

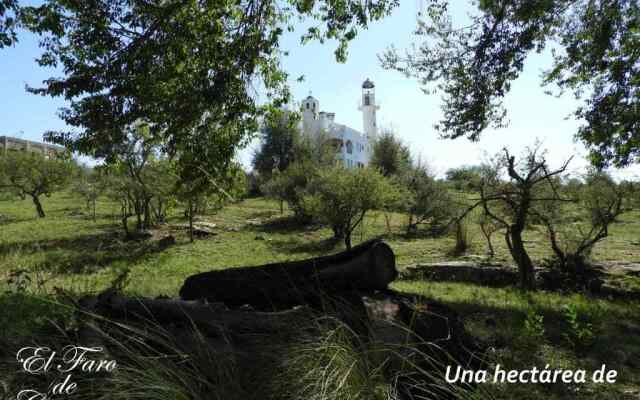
xmin=304 ymin=166 xmax=398 ymax=249
xmin=401 ymin=164 xmax=455 ymax=235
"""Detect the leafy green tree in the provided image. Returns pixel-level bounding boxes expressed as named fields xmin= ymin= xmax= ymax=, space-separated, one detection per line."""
xmin=262 ymin=160 xmax=320 ymax=221
xmin=474 ymin=145 xmax=572 ymax=290
xmin=402 ymin=162 xmax=454 ymax=235
xmin=19 ymin=0 xmax=398 ymax=181
xmin=176 ymin=161 xmax=245 ymax=242
xmin=261 ymin=127 xmax=336 ymax=217
xmin=382 ymin=0 xmax=640 ymax=167
xmin=144 ymin=158 xmax=178 ymax=224
xmin=305 ymin=166 xmax=398 ymax=249
xmin=538 ymin=170 xmax=630 ymax=278
xmin=0 ymin=0 xmax=18 ymax=47
xmin=370 ymin=129 xmax=411 ymax=177
xmin=0 ymin=151 xmax=73 ymax=217
xmin=74 ymin=166 xmax=107 ymax=221
xmin=252 ymin=110 xmax=301 ymax=180
xmin=444 ymin=165 xmax=484 ymax=191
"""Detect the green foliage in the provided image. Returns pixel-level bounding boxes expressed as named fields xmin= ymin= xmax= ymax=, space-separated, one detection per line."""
xmin=521 ymin=308 xmax=545 ymax=344
xmin=370 ymin=129 xmax=411 ymax=177
xmin=275 ymin=321 xmax=390 ymax=400
xmin=475 ymin=145 xmax=572 ymax=289
xmin=262 ymin=160 xmax=319 ymax=223
xmin=538 ymin=170 xmax=629 ymax=278
xmin=382 ymin=0 xmax=640 ymax=167
xmin=402 ymin=164 xmax=456 ymax=235
xmin=450 ymin=218 xmax=470 ymax=256
xmin=73 ymin=166 xmax=107 ymax=221
xmin=562 ymin=304 xmax=595 ymax=351
xmin=20 ymin=0 xmax=398 ymax=178
xmin=0 ymin=151 xmax=73 ymax=217
xmin=0 ymin=0 xmax=18 ymax=47
xmin=304 ymin=166 xmax=398 ymax=248
xmin=445 ymin=165 xmax=484 ymax=191
xmin=252 ymin=110 xmax=302 ymax=179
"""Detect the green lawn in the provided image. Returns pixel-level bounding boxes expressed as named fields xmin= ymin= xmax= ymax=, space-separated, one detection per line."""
xmin=1 ymin=192 xmax=639 ymax=399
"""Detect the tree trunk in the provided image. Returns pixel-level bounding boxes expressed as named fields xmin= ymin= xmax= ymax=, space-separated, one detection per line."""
xmin=88 ymin=289 xmax=313 ymax=337
xmin=188 ymin=200 xmax=194 ymax=243
xmin=143 ymin=197 xmax=151 ymax=229
xmin=121 ymin=201 xmax=130 ymax=238
xmin=344 ymin=232 xmax=352 ymax=250
xmin=509 ymin=228 xmax=535 ymax=290
xmin=31 ymin=194 xmax=45 ymax=218
xmin=480 ymin=223 xmax=494 ymax=257
xmin=179 ymin=239 xmax=397 ymax=309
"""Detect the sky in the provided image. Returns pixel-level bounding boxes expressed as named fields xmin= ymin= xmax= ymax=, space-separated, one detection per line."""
xmin=1 ymin=0 xmax=639 ymax=180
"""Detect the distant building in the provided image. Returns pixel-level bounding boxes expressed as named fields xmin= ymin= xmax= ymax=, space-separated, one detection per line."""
xmin=0 ymin=136 xmax=66 ymax=158
xmin=301 ymin=78 xmax=380 ymax=168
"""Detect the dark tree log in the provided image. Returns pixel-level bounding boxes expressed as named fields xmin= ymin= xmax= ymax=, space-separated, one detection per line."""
xmin=87 ymin=289 xmax=313 ymax=338
xmin=81 ymin=288 xmax=485 ymax=400
xmin=179 ymin=239 xmax=398 ymax=309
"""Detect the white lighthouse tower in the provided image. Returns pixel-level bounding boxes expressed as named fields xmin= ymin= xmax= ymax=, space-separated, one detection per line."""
xmin=359 ymin=78 xmax=379 ymax=141
xmin=302 ymin=94 xmax=319 ymax=135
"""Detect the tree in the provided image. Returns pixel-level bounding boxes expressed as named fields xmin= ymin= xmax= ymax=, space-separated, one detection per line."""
xmin=176 ymin=162 xmax=245 ymax=243
xmin=382 ymin=1 xmax=640 ymax=168
xmin=252 ymin=110 xmax=301 ymax=180
xmin=305 ymin=166 xmax=397 ymax=249
xmin=473 ymin=145 xmax=572 ymax=290
xmin=19 ymin=0 xmax=398 ymax=181
xmin=370 ymin=129 xmax=411 ymax=177
xmin=74 ymin=166 xmax=106 ymax=221
xmin=445 ymin=165 xmax=484 ymax=191
xmin=261 ymin=128 xmax=336 ymax=218
xmin=0 ymin=151 xmax=73 ymax=217
xmin=262 ymin=159 xmax=319 ymax=222
xmin=477 ymin=207 xmax=501 ymax=257
xmin=0 ymin=0 xmax=18 ymax=48
xmin=538 ymin=170 xmax=630 ymax=280
xmin=401 ymin=162 xmax=454 ymax=235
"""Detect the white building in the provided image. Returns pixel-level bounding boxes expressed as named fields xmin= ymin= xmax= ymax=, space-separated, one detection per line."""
xmin=301 ymin=79 xmax=379 ymax=168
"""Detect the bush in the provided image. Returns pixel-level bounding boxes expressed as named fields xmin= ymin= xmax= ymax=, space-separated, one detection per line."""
xmin=401 ymin=164 xmax=455 ymax=235
xmin=538 ymin=170 xmax=629 ymax=281
xmin=304 ymin=166 xmax=399 ymax=249
xmin=262 ymin=160 xmax=319 ymax=223
xmin=444 ymin=165 xmax=484 ymax=191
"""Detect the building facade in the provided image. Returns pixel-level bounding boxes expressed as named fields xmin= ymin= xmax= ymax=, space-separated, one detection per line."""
xmin=301 ymin=79 xmax=379 ymax=168
xmin=1 ymin=136 xmax=66 ymax=158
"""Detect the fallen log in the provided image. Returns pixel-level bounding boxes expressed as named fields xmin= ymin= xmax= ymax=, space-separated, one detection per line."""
xmin=86 ymin=289 xmax=313 ymax=338
xmin=81 ymin=288 xmax=484 ymax=400
xmin=179 ymin=238 xmax=398 ymax=308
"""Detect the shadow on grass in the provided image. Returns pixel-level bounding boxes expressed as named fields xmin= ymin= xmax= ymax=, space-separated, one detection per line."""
xmin=379 ymin=228 xmax=449 ymax=243
xmin=266 ymin=236 xmax=341 ymax=255
xmin=0 ymin=230 xmax=181 ymax=275
xmin=402 ymin=280 xmax=640 ymax=369
xmin=0 ymin=216 xmax=33 ymax=226
xmin=252 ymin=215 xmax=317 ymax=234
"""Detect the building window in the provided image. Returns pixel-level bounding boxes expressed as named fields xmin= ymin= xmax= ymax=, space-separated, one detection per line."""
xmin=364 ymin=94 xmax=370 ymax=106
xmin=306 ymin=103 xmax=309 ymax=109
xmin=346 ymin=141 xmax=353 ymax=154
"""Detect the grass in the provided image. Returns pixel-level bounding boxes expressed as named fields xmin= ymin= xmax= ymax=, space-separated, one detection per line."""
xmin=1 ymin=191 xmax=640 ymax=399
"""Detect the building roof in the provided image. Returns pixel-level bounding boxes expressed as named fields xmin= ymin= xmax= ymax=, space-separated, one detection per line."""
xmin=0 ymin=135 xmax=66 ymax=151
xmin=362 ymin=79 xmax=375 ymax=89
